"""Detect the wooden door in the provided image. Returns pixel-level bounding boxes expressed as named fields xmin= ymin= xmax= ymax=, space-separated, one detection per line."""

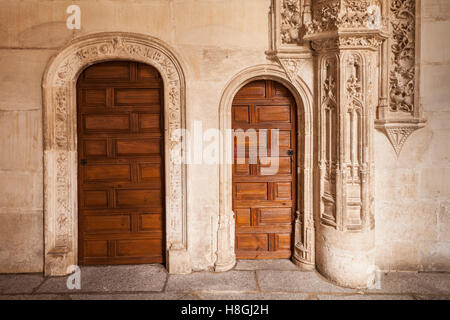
xmin=77 ymin=61 xmax=165 ymax=265
xmin=232 ymin=80 xmax=297 ymax=259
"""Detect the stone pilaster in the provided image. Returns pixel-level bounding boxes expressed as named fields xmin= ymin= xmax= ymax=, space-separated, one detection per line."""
xmin=305 ymin=0 xmax=386 ymax=288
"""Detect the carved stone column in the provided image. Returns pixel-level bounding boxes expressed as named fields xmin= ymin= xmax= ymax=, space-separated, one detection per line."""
xmin=305 ymin=0 xmax=386 ymax=288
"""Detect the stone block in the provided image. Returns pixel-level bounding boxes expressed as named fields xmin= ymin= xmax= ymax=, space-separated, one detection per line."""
xmin=0 ymin=50 xmax=54 ymax=111
xmin=0 ymin=110 xmax=43 ymax=173
xmin=257 ymin=270 xmax=355 ymax=293
xmin=419 ymin=242 xmax=450 ymax=271
xmin=0 ymin=213 xmax=43 ymax=273
xmin=234 ymin=259 xmax=299 ymax=271
xmin=166 ymin=270 xmax=257 ymax=292
xmin=37 ymin=265 xmax=168 ymax=293
xmin=0 ymin=274 xmax=44 ymax=294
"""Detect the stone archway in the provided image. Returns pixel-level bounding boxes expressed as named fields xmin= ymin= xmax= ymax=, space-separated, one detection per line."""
xmin=42 ymin=32 xmax=190 ymax=276
xmin=215 ymin=64 xmax=315 ymax=272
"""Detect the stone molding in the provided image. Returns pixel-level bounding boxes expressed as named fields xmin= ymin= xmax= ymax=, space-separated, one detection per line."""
xmin=42 ymin=32 xmax=190 ymax=276
xmin=217 ymin=64 xmax=315 ymax=271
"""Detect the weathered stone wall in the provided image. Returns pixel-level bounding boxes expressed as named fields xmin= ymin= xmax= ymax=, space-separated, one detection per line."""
xmin=0 ymin=0 xmax=448 ymax=274
xmin=374 ymin=0 xmax=450 ymax=271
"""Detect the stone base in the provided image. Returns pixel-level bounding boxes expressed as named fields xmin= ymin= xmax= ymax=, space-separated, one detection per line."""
xmin=166 ymin=248 xmax=192 ymax=274
xmin=214 ymin=256 xmax=236 ymax=272
xmin=292 ymin=255 xmax=315 ymax=271
xmin=315 ymin=225 xmax=376 ymax=289
xmin=44 ymin=251 xmax=76 ymax=276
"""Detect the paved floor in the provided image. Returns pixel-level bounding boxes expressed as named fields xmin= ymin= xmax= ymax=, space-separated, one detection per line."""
xmin=0 ymin=260 xmax=449 ymax=300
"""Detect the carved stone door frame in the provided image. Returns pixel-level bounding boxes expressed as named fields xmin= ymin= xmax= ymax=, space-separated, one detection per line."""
xmin=215 ymin=64 xmax=315 ymax=271
xmin=42 ymin=32 xmax=190 ymax=276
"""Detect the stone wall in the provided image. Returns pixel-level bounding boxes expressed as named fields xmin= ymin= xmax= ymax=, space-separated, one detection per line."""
xmin=0 ymin=0 xmax=448 ymax=274
xmin=374 ymin=0 xmax=450 ymax=271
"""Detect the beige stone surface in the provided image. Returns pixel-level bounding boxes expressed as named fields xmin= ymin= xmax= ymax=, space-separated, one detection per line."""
xmin=0 ymin=213 xmax=43 ymax=273
xmin=374 ymin=0 xmax=450 ymax=273
xmin=0 ymin=50 xmax=55 ymax=110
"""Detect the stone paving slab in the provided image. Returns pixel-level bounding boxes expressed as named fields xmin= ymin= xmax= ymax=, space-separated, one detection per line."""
xmin=257 ymin=270 xmax=356 ymax=293
xmin=0 ymin=274 xmax=44 ymax=294
xmin=234 ymin=259 xmax=299 ymax=271
xmin=0 ymin=294 xmax=70 ymax=300
xmin=197 ymin=292 xmax=315 ymax=300
xmin=364 ymin=272 xmax=450 ymax=295
xmin=317 ymin=294 xmax=415 ymax=300
xmin=37 ymin=265 xmax=167 ymax=293
xmin=414 ymin=295 xmax=450 ymax=300
xmin=166 ymin=271 xmax=257 ymax=293
xmin=69 ymin=293 xmax=199 ymax=300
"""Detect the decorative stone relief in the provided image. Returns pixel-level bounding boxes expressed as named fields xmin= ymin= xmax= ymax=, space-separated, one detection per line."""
xmin=268 ymin=0 xmax=312 ymax=54
xmin=319 ymin=55 xmax=338 ymax=228
xmin=376 ymin=0 xmax=426 ymax=157
xmin=305 ymin=0 xmax=381 ymax=35
xmin=43 ymin=33 xmax=190 ymax=275
xmin=389 ymin=0 xmax=416 ymax=113
xmin=281 ymin=0 xmax=302 ymax=44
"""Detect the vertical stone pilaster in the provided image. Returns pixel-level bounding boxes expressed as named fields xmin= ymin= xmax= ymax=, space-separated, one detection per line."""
xmin=305 ymin=0 xmax=386 ymax=288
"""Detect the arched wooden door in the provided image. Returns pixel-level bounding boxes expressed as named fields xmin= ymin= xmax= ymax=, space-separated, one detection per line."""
xmin=232 ymin=80 xmax=297 ymax=259
xmin=77 ymin=61 xmax=165 ymax=265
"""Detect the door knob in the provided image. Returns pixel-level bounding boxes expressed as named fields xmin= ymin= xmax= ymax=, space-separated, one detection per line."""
xmin=80 ymin=159 xmax=87 ymax=165
xmin=287 ymin=150 xmax=294 ymax=156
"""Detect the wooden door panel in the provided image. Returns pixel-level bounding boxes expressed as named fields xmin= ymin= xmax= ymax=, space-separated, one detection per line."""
xmin=84 ymin=164 xmax=131 ymax=182
xmin=82 ymin=61 xmax=131 ymax=81
xmin=115 ymin=139 xmax=161 ymax=156
xmin=233 ymin=80 xmax=297 ymax=259
xmin=116 ymin=239 xmax=163 ymax=257
xmin=234 ymin=81 xmax=266 ymax=99
xmin=259 ymin=208 xmax=292 ymax=225
xmin=83 ymin=140 xmax=108 ymax=157
xmin=139 ymin=113 xmax=161 ymax=130
xmin=84 ymin=215 xmax=131 ymax=233
xmin=83 ymin=114 xmax=130 ymax=132
xmin=235 ymin=183 xmax=268 ymax=200
xmin=78 ymin=61 xmax=165 ymax=265
xmin=139 ymin=214 xmax=163 ymax=231
xmin=116 ymin=189 xmax=161 ymax=208
xmin=273 ymin=182 xmax=292 ymax=200
xmin=83 ymin=190 xmax=109 ymax=208
xmin=232 ymin=105 xmax=250 ymax=123
xmin=81 ymin=89 xmax=107 ymax=107
xmin=84 ymin=240 xmax=109 ymax=258
xmin=236 ymin=234 xmax=268 ymax=251
xmin=114 ymin=88 xmax=160 ymax=105
xmin=255 ymin=105 xmax=291 ymax=123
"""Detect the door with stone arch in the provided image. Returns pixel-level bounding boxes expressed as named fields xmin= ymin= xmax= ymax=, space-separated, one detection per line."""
xmin=232 ymin=80 xmax=297 ymax=259
xmin=77 ymin=61 xmax=165 ymax=265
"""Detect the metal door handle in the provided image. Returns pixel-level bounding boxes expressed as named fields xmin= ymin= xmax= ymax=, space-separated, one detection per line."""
xmin=80 ymin=159 xmax=87 ymax=165
xmin=287 ymin=150 xmax=294 ymax=156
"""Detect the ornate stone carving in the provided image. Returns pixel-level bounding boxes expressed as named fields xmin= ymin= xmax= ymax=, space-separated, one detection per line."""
xmin=305 ymin=0 xmax=381 ymax=35
xmin=43 ymin=33 xmax=190 ymax=275
xmin=375 ymin=0 xmax=426 ymax=157
xmin=319 ymin=55 xmax=338 ymax=228
xmin=311 ymin=36 xmax=383 ymax=52
xmin=281 ymin=0 xmax=302 ymax=44
xmin=389 ymin=0 xmax=416 ymax=113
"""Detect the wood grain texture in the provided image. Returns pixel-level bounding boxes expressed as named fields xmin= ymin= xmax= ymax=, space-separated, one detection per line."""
xmin=77 ymin=61 xmax=165 ymax=265
xmin=232 ymin=80 xmax=297 ymax=259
